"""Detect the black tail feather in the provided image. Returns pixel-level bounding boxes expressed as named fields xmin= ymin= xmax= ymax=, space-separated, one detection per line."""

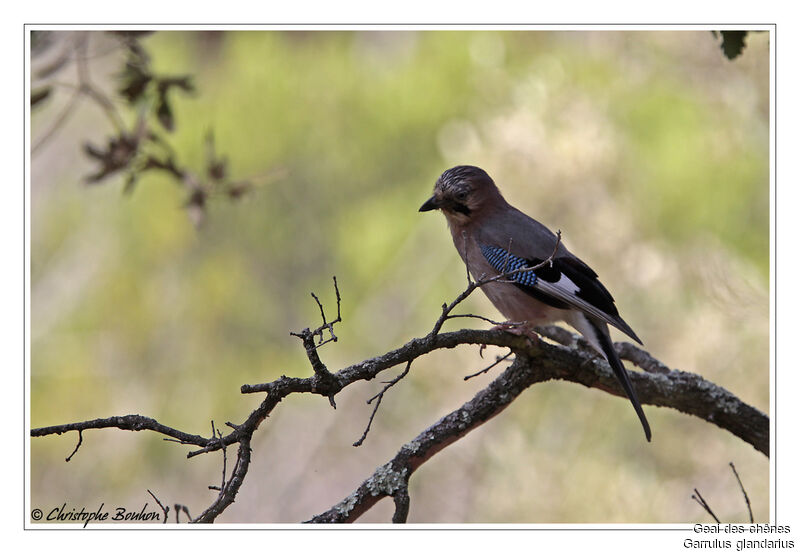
xmin=587 ymin=319 xmax=652 ymax=442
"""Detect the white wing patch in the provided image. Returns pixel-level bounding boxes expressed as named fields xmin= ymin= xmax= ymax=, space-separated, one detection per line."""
xmin=552 ymin=273 xmax=580 ymax=295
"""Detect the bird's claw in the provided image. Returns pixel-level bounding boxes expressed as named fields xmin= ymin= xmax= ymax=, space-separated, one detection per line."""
xmin=491 ymin=321 xmax=540 ymax=344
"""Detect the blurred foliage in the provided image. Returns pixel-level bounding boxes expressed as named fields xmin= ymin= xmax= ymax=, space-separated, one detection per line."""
xmin=31 ymin=32 xmax=246 ymax=223
xmin=713 ymin=30 xmax=750 ymax=60
xmin=30 ymin=30 xmax=769 ymax=524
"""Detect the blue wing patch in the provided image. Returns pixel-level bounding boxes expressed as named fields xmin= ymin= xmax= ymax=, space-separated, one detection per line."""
xmin=480 ymin=244 xmax=538 ymax=287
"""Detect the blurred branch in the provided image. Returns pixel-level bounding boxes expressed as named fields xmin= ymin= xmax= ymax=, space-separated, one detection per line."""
xmin=30 ymin=270 xmax=768 ymax=523
xmin=31 ymin=86 xmax=83 ymax=154
xmin=32 ymin=33 xmax=124 ymax=155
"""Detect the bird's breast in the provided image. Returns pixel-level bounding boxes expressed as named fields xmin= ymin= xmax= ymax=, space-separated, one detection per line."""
xmin=479 ymin=280 xmax=565 ymax=324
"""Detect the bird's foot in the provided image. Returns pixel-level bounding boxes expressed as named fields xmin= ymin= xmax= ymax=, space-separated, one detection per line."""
xmin=490 ymin=321 xmax=540 ymax=344
xmin=480 ymin=321 xmax=539 ymax=350
xmin=480 ymin=322 xmax=539 ymax=355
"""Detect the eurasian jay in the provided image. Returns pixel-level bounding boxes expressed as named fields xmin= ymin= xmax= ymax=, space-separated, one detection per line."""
xmin=419 ymin=165 xmax=651 ymax=442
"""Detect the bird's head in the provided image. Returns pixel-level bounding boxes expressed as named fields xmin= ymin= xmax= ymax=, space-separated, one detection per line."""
xmin=419 ymin=165 xmax=505 ymax=225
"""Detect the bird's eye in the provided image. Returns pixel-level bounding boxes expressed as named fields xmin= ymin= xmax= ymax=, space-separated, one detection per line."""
xmin=455 ymin=190 xmax=468 ymax=201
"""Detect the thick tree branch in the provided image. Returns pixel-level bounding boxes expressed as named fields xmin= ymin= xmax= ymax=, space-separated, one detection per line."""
xmin=306 ymin=330 xmax=768 ymax=522
xmin=307 ymin=352 xmax=546 ymax=523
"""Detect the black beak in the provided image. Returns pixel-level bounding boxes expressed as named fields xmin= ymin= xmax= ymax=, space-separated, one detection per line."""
xmin=419 ymin=196 xmax=439 ymax=212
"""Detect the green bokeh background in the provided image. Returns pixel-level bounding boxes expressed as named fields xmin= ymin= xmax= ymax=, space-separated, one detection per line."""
xmin=30 ymin=30 xmax=770 ymax=523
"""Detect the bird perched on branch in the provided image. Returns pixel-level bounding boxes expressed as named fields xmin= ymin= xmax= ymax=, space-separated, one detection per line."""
xmin=419 ymin=165 xmax=651 ymax=442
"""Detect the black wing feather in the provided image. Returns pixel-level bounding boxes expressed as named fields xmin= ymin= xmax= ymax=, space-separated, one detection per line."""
xmin=553 ymin=256 xmax=620 ymax=319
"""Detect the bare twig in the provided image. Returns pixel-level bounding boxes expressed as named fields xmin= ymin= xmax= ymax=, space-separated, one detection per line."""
xmin=147 ymin=489 xmax=169 ymax=524
xmin=502 ymin=237 xmax=514 ymax=272
xmin=461 ymin=230 xmax=472 ymax=285
xmin=306 ymin=276 xmax=342 ymax=348
xmin=446 ymin=313 xmax=524 ymax=327
xmin=353 ymin=361 xmax=413 ymax=447
xmin=730 ymin=462 xmax=754 ymax=523
xmin=65 ymin=429 xmax=83 ymax=462
xmin=691 ymin=488 xmax=721 ymax=523
xmin=218 ymin=427 xmax=227 ymax=492
xmin=207 ymin=423 xmax=228 ymax=493
xmin=464 ymin=351 xmax=513 ymax=381
xmin=289 ymin=277 xmax=343 ymax=408
xmin=548 ymin=231 xmax=561 ymax=267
